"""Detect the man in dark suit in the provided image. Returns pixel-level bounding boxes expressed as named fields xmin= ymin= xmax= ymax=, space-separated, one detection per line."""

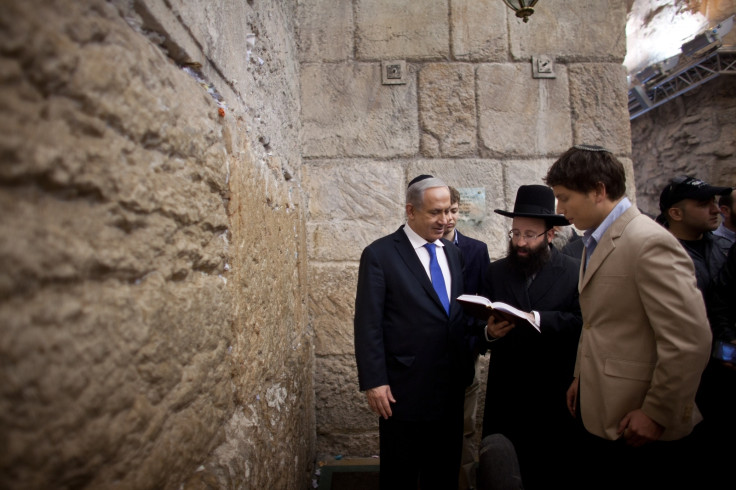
xmin=479 ymin=185 xmax=583 ymax=490
xmin=354 ymin=175 xmax=472 ymax=490
xmin=443 ymin=186 xmax=490 ymax=490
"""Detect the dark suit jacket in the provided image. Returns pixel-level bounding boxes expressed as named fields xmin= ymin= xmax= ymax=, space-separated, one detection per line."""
xmin=481 ymin=247 xmax=582 ymax=438
xmin=354 ymin=225 xmax=468 ymax=421
xmin=455 ymin=230 xmax=490 ymax=295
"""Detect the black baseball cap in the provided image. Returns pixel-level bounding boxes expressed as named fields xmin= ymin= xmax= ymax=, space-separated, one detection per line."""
xmin=657 ymin=175 xmax=732 ymax=222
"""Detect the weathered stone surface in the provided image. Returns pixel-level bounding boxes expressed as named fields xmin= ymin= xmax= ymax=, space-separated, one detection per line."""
xmin=451 ymin=0 xmax=508 ymax=62
xmin=315 ymin=356 xmax=374 ymax=432
xmin=310 ymin=264 xmax=359 ymax=356
xmin=308 ymin=221 xmax=401 ymax=262
xmin=296 ymin=0 xmax=354 ymax=62
xmin=355 ymin=0 xmax=449 ymax=60
xmin=478 ymin=63 xmax=572 ymax=158
xmin=419 ymin=63 xmax=477 ymax=157
xmin=569 ymin=64 xmax=632 ymax=155
xmin=1 ymin=1 xmax=312 ymax=489
xmin=631 ymin=77 xmax=736 ymax=217
xmin=509 ymin=0 xmax=627 ymax=62
xmin=301 ymin=63 xmax=419 ymax=158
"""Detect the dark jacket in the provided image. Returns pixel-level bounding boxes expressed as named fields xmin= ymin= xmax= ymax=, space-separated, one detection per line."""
xmin=679 ymin=232 xmax=731 ymax=305
xmin=354 ymin=225 xmax=468 ymax=421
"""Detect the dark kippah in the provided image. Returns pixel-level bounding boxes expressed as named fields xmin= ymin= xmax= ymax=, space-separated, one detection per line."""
xmin=407 ymin=174 xmax=434 ymax=188
xmin=573 ymin=144 xmax=611 ymax=153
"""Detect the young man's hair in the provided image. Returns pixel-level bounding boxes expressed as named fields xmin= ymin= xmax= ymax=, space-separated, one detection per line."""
xmin=545 ymin=145 xmax=626 ymax=200
xmin=448 ymin=186 xmax=461 ymax=205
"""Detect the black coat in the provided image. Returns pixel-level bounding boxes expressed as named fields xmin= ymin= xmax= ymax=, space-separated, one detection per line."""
xmin=354 ymin=226 xmax=468 ymax=421
xmin=481 ymin=246 xmax=582 ymax=489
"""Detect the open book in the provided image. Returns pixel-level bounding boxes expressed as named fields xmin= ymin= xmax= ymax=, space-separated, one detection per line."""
xmin=456 ymin=294 xmax=540 ymax=332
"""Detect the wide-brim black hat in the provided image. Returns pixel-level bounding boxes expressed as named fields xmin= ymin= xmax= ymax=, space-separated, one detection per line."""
xmin=494 ymin=184 xmax=570 ymax=227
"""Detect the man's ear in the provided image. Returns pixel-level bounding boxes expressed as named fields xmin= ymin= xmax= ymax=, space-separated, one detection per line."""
xmin=593 ymin=182 xmax=607 ymax=202
xmin=668 ymin=206 xmax=683 ymax=222
xmin=720 ymin=204 xmax=730 ymax=218
xmin=406 ymin=203 xmax=415 ymax=220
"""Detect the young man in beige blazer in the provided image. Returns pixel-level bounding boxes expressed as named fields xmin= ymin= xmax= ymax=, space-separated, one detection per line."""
xmin=545 ymin=145 xmax=712 ymax=490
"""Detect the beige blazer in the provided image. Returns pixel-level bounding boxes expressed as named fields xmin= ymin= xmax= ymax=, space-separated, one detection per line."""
xmin=575 ymin=206 xmax=712 ymax=441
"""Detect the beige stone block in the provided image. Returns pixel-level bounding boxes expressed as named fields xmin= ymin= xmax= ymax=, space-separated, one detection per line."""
xmin=451 ymin=0 xmax=508 ymax=61
xmin=315 ymin=356 xmax=376 ymax=432
xmin=307 ymin=221 xmax=403 ymax=262
xmin=509 ymin=0 xmax=627 ymax=61
xmin=419 ymin=63 xmax=477 ymax=157
xmin=569 ymin=63 xmax=632 ymax=155
xmin=355 ymin=0 xmax=449 ymax=60
xmin=478 ymin=63 xmax=572 ymax=158
xmin=303 ymin=161 xmax=404 ymax=220
xmin=297 ymin=0 xmax=354 ymax=62
xmin=301 ymin=63 xmax=419 ymax=158
xmin=310 ymin=265 xmax=358 ymax=356
xmin=316 ymin=432 xmax=380 ymax=460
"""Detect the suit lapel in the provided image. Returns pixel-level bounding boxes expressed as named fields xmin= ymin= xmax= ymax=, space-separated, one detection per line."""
xmin=580 ymin=206 xmax=639 ymax=291
xmin=393 ymin=227 xmax=449 ymax=314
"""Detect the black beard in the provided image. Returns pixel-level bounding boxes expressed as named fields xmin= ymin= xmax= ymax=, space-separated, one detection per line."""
xmin=506 ymin=237 xmax=551 ymax=276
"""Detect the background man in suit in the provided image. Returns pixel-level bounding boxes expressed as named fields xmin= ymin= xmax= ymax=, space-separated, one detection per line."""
xmin=479 ymin=184 xmax=582 ymax=490
xmin=354 ymin=175 xmax=472 ymax=490
xmin=545 ymin=145 xmax=712 ymax=489
xmin=443 ymin=186 xmax=490 ymax=490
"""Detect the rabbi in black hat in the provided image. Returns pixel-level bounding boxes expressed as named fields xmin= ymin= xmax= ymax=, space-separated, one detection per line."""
xmin=354 ymin=174 xmax=471 ymax=490
xmin=477 ymin=184 xmax=583 ymax=490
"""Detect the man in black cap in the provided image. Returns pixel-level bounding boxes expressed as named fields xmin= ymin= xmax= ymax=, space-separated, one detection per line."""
xmin=354 ymin=174 xmax=473 ymax=490
xmin=658 ymin=176 xmax=734 ymax=487
xmin=657 ymin=175 xmax=732 ymax=295
xmin=478 ymin=184 xmax=583 ymax=490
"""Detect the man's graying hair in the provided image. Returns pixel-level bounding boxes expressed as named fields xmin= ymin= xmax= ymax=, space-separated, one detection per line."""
xmin=406 ymin=177 xmax=448 ymax=208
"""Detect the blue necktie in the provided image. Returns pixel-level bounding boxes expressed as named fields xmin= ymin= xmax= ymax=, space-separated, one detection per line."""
xmin=424 ymin=243 xmax=450 ymax=315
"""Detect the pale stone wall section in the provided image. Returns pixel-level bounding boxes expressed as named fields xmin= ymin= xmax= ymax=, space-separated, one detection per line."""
xmin=419 ymin=63 xmax=477 ymax=157
xmin=297 ymin=0 xmax=354 ymax=62
xmin=509 ymin=0 xmax=627 ymax=61
xmin=355 ymin=0 xmax=449 ymax=60
xmin=569 ymin=63 xmax=633 ymax=154
xmin=300 ymin=63 xmax=419 ymax=158
xmin=451 ymin=0 xmax=509 ymax=62
xmin=478 ymin=63 xmax=573 ymax=157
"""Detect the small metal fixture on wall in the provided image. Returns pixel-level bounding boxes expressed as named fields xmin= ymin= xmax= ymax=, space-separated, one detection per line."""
xmin=502 ymin=0 xmax=539 ymax=23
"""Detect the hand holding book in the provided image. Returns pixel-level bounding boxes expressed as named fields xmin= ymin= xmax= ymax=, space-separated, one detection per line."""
xmin=456 ymin=294 xmax=540 ymax=332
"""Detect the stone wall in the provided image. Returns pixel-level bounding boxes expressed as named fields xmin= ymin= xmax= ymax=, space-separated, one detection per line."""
xmin=298 ymin=0 xmax=633 ymax=460
xmin=0 ymin=1 xmax=312 ymax=489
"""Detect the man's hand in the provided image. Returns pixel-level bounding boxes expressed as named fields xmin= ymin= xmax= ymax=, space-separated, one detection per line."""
xmin=566 ymin=377 xmax=579 ymax=418
xmin=486 ymin=315 xmax=514 ymax=339
xmin=618 ymin=409 xmax=664 ymax=447
xmin=366 ymin=385 xmax=395 ymax=419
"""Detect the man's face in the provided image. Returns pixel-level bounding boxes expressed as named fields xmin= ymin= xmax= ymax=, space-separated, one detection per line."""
xmin=407 ymin=186 xmax=452 ymax=242
xmin=508 ymin=217 xmax=551 ymax=275
xmin=552 ymin=185 xmax=602 ymax=231
xmin=443 ymin=201 xmax=460 ymax=238
xmin=676 ymin=197 xmax=720 ymax=233
xmin=720 ymin=191 xmax=736 ymax=229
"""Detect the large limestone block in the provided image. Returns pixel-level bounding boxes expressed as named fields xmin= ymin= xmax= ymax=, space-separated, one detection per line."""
xmin=451 ymin=0 xmax=508 ymax=61
xmin=316 ymin=432 xmax=379 ymax=460
xmin=309 ymin=264 xmax=359 ymax=356
xmin=419 ymin=63 xmax=477 ymax=157
xmin=355 ymin=0 xmax=449 ymax=60
xmin=308 ymin=221 xmax=402 ymax=262
xmin=301 ymin=63 xmax=419 ymax=158
xmin=303 ymin=160 xmax=404 ymax=221
xmin=509 ymin=0 xmax=627 ymax=61
xmin=297 ymin=0 xmax=354 ymax=62
xmin=315 ymin=356 xmax=375 ymax=433
xmin=568 ymin=63 xmax=632 ymax=154
xmin=478 ymin=63 xmax=572 ymax=158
